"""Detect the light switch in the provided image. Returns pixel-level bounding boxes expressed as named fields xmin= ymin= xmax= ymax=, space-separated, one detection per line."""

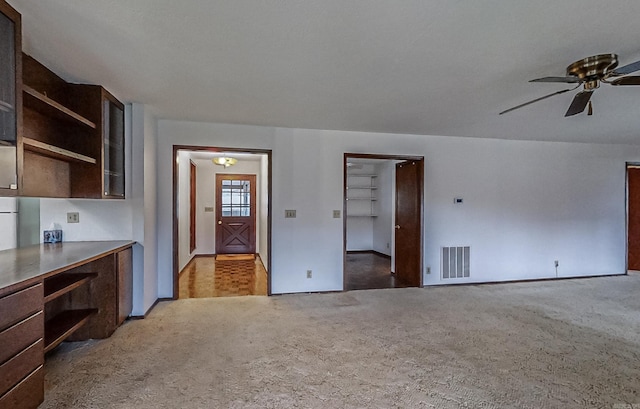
xmin=204 ymin=207 xmax=214 ymax=212
xmin=285 ymin=210 xmax=296 ymax=218
xmin=333 ymin=210 xmax=341 ymax=218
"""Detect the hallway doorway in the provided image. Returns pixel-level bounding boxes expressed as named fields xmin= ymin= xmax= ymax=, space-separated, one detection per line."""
xmin=173 ymin=146 xmax=272 ymax=299
xmin=343 ymin=154 xmax=424 ymax=291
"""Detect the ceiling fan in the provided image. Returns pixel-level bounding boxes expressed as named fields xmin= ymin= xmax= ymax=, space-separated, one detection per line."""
xmin=499 ymin=54 xmax=640 ymax=117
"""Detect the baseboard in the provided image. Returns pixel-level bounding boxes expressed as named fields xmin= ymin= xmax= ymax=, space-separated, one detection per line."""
xmin=424 ymin=273 xmax=628 ymax=288
xmin=129 ymin=297 xmax=173 ymax=320
xmin=346 ymin=250 xmax=391 ymax=259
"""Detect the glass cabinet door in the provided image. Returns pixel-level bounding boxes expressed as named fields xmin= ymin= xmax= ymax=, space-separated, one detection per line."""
xmin=103 ymin=98 xmax=124 ymax=197
xmin=0 ymin=8 xmax=17 ymax=190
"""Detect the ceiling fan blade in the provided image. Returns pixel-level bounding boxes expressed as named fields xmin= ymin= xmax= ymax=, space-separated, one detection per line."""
xmin=499 ymin=88 xmax=574 ymax=115
xmin=529 ymin=76 xmax=581 ymax=83
xmin=564 ymin=91 xmax=593 ymax=117
xmin=612 ymin=60 xmax=640 ymax=76
xmin=610 ymin=76 xmax=640 ymax=86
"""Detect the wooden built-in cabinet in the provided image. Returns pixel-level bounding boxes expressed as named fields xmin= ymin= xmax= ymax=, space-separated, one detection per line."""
xmin=0 ymin=0 xmax=125 ymax=199
xmin=21 ymin=54 xmax=125 ymax=199
xmin=0 ymin=284 xmax=44 ymax=409
xmin=0 ymin=241 xmax=133 ymax=409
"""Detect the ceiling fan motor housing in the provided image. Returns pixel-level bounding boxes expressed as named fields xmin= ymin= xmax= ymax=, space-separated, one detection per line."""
xmin=567 ymin=54 xmax=618 ymax=89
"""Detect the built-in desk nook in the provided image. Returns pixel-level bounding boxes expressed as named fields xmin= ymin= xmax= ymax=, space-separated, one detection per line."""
xmin=0 ymin=241 xmax=133 ymax=409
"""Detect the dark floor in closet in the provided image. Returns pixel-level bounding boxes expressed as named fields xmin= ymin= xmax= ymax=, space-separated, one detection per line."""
xmin=345 ymin=252 xmax=409 ymax=291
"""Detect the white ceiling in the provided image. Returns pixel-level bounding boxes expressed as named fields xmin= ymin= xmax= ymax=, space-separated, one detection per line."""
xmin=9 ymin=0 xmax=640 ymax=144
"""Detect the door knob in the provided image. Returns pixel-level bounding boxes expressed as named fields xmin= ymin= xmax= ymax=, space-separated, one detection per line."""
xmin=395 ymin=225 xmax=401 ymax=229
xmin=218 ymin=220 xmax=222 ymax=225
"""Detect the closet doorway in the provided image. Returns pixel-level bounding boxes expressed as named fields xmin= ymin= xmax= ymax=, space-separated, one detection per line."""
xmin=343 ymin=153 xmax=424 ymax=291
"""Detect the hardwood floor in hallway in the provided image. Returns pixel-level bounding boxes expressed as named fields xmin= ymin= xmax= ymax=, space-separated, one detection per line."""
xmin=178 ymin=255 xmax=268 ymax=298
xmin=345 ymin=252 xmax=409 ymax=291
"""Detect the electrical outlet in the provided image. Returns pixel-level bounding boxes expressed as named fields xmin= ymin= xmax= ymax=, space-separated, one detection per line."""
xmin=554 ymin=260 xmax=559 ymax=267
xmin=333 ymin=210 xmax=341 ymax=218
xmin=285 ymin=210 xmax=296 ymax=218
xmin=426 ymin=266 xmax=431 ymax=274
xmin=67 ymin=212 xmax=79 ymax=223
xmin=306 ymin=270 xmax=312 ymax=279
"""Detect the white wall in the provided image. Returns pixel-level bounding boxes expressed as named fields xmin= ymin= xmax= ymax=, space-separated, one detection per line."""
xmin=128 ymin=103 xmax=158 ymax=316
xmin=372 ymin=161 xmax=394 ymax=257
xmin=158 ymin=119 xmax=640 ymax=296
xmin=39 ymin=199 xmax=133 ymax=241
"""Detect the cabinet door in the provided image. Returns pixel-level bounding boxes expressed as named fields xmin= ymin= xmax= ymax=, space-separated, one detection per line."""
xmin=117 ymin=248 xmax=132 ymax=325
xmin=103 ymin=96 xmax=124 ymax=198
xmin=0 ymin=3 xmax=20 ymax=191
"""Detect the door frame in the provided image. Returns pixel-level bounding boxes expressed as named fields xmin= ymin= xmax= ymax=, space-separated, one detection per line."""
xmin=172 ymin=145 xmax=272 ymax=297
xmin=343 ymin=153 xmax=424 ymax=290
xmin=215 ymin=173 xmax=257 ymax=254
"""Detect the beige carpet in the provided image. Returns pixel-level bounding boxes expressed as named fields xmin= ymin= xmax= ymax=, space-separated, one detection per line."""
xmin=42 ymin=276 xmax=640 ymax=408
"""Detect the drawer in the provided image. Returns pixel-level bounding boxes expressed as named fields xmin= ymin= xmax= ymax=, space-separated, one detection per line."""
xmin=0 ymin=284 xmax=43 ymax=331
xmin=0 ymin=339 xmax=44 ymax=397
xmin=0 ymin=312 xmax=43 ymax=365
xmin=0 ymin=366 xmax=44 ymax=409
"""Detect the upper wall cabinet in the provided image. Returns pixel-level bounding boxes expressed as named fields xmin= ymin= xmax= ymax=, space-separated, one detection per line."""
xmin=20 ymin=55 xmax=125 ymax=199
xmin=103 ymin=93 xmax=125 ymax=198
xmin=0 ymin=0 xmax=21 ymax=194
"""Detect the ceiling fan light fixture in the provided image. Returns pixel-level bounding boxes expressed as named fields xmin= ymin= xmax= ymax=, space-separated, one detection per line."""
xmin=212 ymin=157 xmax=238 ymax=167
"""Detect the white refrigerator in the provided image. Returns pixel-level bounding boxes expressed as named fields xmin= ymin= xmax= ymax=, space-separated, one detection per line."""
xmin=0 ymin=197 xmax=17 ymax=251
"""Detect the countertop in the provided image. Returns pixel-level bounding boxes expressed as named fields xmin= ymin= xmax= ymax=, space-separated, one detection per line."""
xmin=0 ymin=241 xmax=134 ymax=292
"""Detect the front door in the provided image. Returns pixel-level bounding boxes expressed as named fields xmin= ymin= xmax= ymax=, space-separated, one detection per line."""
xmin=215 ymin=174 xmax=256 ymax=254
xmin=395 ymin=160 xmax=423 ymax=286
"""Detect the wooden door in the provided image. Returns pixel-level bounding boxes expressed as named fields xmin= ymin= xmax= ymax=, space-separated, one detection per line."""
xmin=216 ymin=174 xmax=257 ymax=254
xmin=395 ymin=160 xmax=423 ymax=286
xmin=189 ymin=161 xmax=196 ymax=253
xmin=628 ymin=167 xmax=640 ymax=270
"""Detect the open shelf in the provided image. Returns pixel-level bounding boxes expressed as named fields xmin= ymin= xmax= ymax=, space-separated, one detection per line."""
xmin=44 ymin=273 xmax=97 ymax=303
xmin=44 ymin=309 xmax=97 ymax=353
xmin=346 ymin=197 xmax=377 ymax=201
xmin=23 ymin=85 xmax=96 ymax=129
xmin=347 ymin=186 xmax=378 ymax=190
xmin=347 ymin=213 xmax=378 ymax=217
xmin=23 ymin=137 xmax=97 ymax=164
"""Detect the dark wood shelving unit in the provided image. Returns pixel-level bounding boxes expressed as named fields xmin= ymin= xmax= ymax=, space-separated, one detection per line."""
xmin=43 ymin=273 xmax=97 ymax=303
xmin=44 ymin=309 xmax=97 ymax=353
xmin=23 ymin=137 xmax=97 ymax=164
xmin=22 ymin=85 xmax=96 ymax=129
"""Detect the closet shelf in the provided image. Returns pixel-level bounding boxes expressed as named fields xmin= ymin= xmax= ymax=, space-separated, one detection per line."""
xmin=44 ymin=309 xmax=98 ymax=353
xmin=23 ymin=85 xmax=96 ymax=129
xmin=23 ymin=137 xmax=97 ymax=164
xmin=44 ymin=273 xmax=97 ymax=303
